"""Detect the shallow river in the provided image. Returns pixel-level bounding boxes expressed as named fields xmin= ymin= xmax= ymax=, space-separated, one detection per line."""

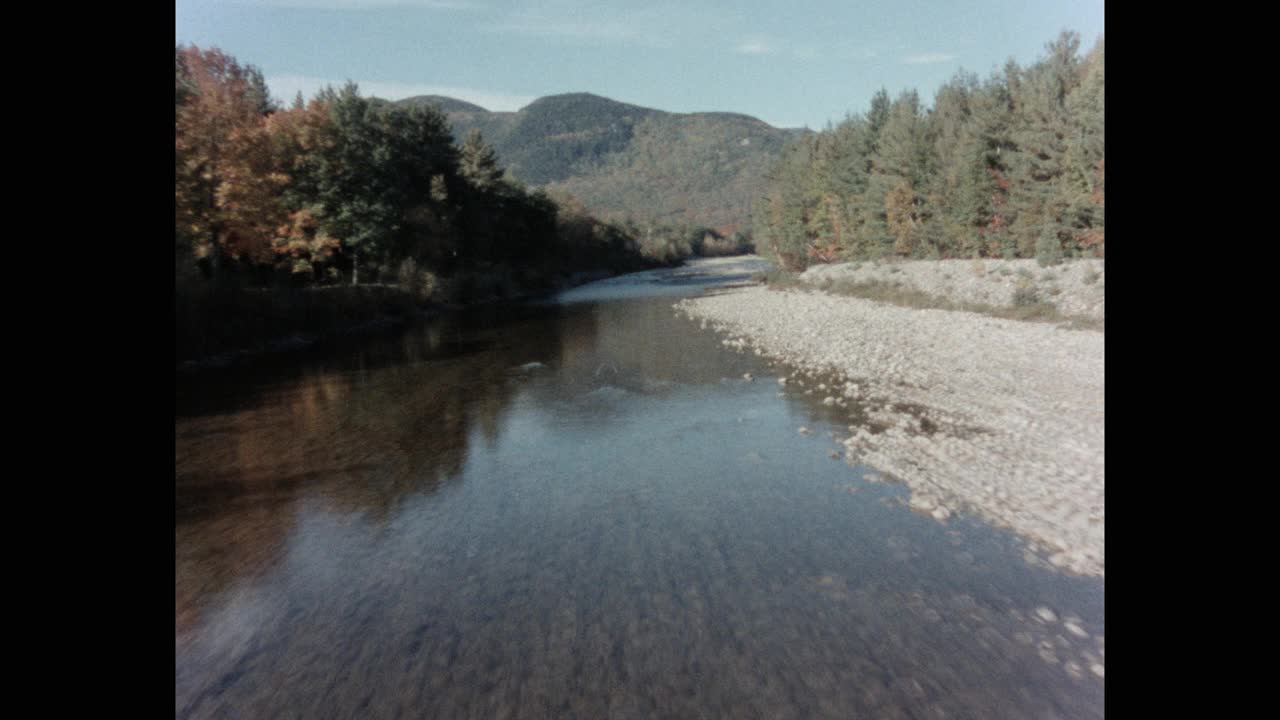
xmin=176 ymin=257 xmax=1103 ymax=719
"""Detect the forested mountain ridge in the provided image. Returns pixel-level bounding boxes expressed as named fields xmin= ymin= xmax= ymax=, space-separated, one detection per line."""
xmin=390 ymin=92 xmax=801 ymax=230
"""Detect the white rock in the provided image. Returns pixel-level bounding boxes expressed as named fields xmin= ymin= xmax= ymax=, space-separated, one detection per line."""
xmin=1064 ymin=621 xmax=1088 ymax=638
xmin=1035 ymin=606 xmax=1058 ymax=623
xmin=909 ymin=495 xmax=936 ymax=512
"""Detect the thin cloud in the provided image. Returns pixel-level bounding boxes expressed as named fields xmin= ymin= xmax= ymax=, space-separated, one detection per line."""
xmin=484 ymin=5 xmax=683 ymax=48
xmin=736 ymin=41 xmax=774 ymax=55
xmin=237 ymin=1 xmax=484 ymax=8
xmin=266 ymin=74 xmax=536 ymax=111
xmin=903 ymin=53 xmax=957 ymax=65
xmin=489 ymin=17 xmax=641 ymax=41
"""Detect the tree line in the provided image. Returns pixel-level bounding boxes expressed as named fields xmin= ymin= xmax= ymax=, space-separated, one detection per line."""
xmin=176 ymin=45 xmax=715 ymax=299
xmin=754 ymin=31 xmax=1103 ymax=270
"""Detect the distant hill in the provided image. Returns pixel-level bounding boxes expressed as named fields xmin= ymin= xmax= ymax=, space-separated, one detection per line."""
xmin=396 ymin=95 xmax=490 ymax=114
xmin=389 ymin=92 xmax=804 ymax=230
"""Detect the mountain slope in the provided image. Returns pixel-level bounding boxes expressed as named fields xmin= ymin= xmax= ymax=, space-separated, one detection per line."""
xmin=392 ymin=92 xmax=802 ymax=230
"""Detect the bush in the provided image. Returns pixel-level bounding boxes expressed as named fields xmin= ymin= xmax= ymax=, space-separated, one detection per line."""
xmin=1036 ymin=229 xmax=1064 ymax=267
xmin=397 ymin=257 xmax=420 ymax=291
xmin=1012 ymin=285 xmax=1041 ymax=307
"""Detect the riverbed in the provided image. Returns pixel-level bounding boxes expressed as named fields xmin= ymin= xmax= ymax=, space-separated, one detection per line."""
xmin=176 ymin=257 xmax=1104 ymax=719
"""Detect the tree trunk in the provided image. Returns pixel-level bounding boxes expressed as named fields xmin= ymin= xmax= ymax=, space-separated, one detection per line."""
xmin=352 ymin=248 xmax=359 ymax=287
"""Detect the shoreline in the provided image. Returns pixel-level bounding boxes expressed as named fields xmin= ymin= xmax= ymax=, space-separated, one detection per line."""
xmin=676 ymin=260 xmax=1104 ymax=576
xmin=175 ymin=266 xmax=649 ymax=374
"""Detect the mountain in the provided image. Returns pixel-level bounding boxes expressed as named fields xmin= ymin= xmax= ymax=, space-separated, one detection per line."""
xmin=396 ymin=95 xmax=490 ymax=114
xmin=390 ymin=92 xmax=804 ymax=231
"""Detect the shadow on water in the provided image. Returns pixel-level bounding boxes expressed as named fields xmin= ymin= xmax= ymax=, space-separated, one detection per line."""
xmin=176 ymin=258 xmax=1103 ymax=720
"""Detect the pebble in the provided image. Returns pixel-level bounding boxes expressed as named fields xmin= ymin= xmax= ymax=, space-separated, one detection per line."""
xmin=931 ymin=506 xmax=951 ymax=521
xmin=742 ymin=373 xmax=753 ymax=381
xmin=798 ymin=426 xmax=811 ymax=434
xmin=1035 ymin=606 xmax=1058 ymax=623
xmin=1064 ymin=621 xmax=1088 ymax=638
xmin=1090 ymin=663 xmax=1105 ymax=678
xmin=678 ymin=264 xmax=1105 ymax=578
xmin=909 ymin=495 xmax=936 ymax=512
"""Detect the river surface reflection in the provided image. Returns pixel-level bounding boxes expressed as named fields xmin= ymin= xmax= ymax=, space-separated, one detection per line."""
xmin=176 ymin=257 xmax=1103 ymax=719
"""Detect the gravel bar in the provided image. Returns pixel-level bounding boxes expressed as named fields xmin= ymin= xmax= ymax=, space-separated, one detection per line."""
xmin=800 ymin=258 xmax=1105 ymax=321
xmin=675 ymin=268 xmax=1104 ymax=576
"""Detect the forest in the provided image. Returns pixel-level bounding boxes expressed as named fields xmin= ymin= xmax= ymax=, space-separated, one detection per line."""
xmin=176 ymin=30 xmax=1101 ymax=361
xmin=753 ymin=31 xmax=1103 ymax=270
xmin=175 ymin=46 xmax=747 ymax=361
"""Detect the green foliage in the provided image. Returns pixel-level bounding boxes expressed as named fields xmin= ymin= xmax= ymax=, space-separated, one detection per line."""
xmin=1012 ymin=285 xmax=1041 ymax=306
xmin=1035 ymin=228 xmax=1064 ymax=267
xmin=752 ymin=31 xmax=1102 ymax=267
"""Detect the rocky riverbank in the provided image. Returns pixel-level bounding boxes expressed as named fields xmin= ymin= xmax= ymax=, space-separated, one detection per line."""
xmin=798 ymin=258 xmax=1105 ymax=322
xmin=675 ymin=261 xmax=1104 ymax=576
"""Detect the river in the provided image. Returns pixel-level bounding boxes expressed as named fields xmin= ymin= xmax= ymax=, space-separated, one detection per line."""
xmin=176 ymin=256 xmax=1104 ymax=719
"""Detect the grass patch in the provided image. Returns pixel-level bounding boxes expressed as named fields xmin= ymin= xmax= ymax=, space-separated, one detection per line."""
xmin=1012 ymin=285 xmax=1040 ymax=306
xmin=802 ymin=278 xmax=1103 ymax=331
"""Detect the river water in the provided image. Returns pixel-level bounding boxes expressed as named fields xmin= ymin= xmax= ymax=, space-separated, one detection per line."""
xmin=176 ymin=257 xmax=1104 ymax=719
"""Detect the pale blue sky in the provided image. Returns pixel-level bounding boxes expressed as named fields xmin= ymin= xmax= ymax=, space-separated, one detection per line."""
xmin=175 ymin=0 xmax=1104 ymax=129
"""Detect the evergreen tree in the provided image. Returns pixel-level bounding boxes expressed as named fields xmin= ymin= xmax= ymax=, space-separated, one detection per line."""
xmin=459 ymin=129 xmax=505 ymax=192
xmin=751 ymin=30 xmax=1100 ymax=264
xmin=1006 ymin=31 xmax=1083 ymax=256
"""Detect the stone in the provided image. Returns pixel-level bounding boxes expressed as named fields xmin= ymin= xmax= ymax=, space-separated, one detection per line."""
xmin=909 ymin=495 xmax=936 ymax=512
xmin=1035 ymin=606 xmax=1058 ymax=623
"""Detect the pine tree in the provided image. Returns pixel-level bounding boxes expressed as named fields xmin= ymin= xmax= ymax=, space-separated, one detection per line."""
xmin=459 ymin=129 xmax=506 ymax=192
xmin=1007 ymin=31 xmax=1083 ymax=256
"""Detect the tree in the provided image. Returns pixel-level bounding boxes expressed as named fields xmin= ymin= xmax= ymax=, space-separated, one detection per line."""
xmin=175 ymin=45 xmax=280 ymax=281
xmin=1006 ymin=31 xmax=1083 ymax=256
xmin=459 ymin=129 xmax=505 ymax=191
xmin=302 ymin=83 xmax=402 ymax=284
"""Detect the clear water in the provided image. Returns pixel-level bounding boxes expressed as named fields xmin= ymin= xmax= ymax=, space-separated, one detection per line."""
xmin=176 ymin=258 xmax=1103 ymax=719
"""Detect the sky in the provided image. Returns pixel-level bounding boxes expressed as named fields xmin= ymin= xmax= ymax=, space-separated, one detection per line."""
xmin=175 ymin=0 xmax=1104 ymax=129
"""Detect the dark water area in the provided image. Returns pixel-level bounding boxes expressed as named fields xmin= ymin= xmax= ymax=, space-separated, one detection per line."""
xmin=176 ymin=258 xmax=1104 ymax=719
